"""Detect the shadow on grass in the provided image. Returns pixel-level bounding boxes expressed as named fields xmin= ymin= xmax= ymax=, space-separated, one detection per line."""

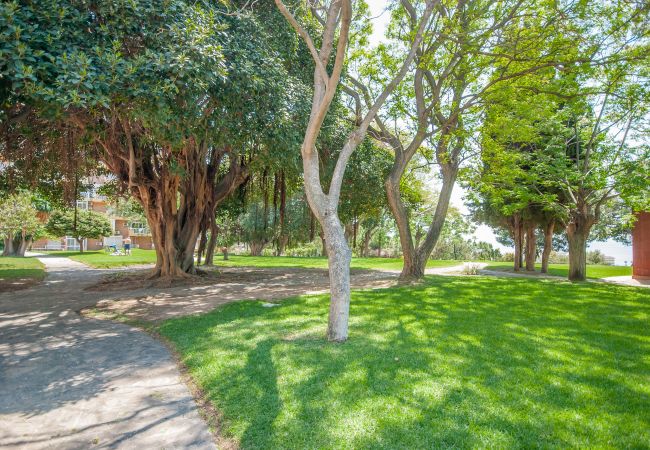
xmin=160 ymin=276 xmax=650 ymax=448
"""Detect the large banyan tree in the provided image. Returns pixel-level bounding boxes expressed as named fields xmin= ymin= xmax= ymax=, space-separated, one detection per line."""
xmin=1 ymin=0 xmax=307 ymax=278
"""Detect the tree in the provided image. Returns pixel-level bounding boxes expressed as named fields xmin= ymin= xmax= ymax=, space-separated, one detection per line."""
xmin=46 ymin=209 xmax=112 ymax=253
xmin=349 ymin=0 xmax=648 ymax=280
xmin=2 ymin=1 xmax=304 ymax=278
xmin=275 ymin=0 xmax=434 ymax=341
xmin=0 ymin=191 xmax=42 ymax=257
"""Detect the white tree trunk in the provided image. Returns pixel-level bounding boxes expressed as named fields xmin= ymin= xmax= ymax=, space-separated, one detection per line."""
xmin=323 ymin=214 xmax=351 ymax=341
xmin=275 ymin=0 xmax=433 ymax=342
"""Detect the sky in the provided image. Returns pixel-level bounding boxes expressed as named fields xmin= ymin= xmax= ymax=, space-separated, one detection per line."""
xmin=362 ymin=0 xmax=633 ymax=265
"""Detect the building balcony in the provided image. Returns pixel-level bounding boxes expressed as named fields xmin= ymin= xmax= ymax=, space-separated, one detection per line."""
xmin=129 ymin=227 xmax=151 ymax=236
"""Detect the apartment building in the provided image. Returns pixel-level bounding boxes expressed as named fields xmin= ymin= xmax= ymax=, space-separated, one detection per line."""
xmin=32 ymin=182 xmax=153 ymax=251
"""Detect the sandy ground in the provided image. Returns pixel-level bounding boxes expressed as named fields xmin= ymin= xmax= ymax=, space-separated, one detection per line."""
xmin=88 ymin=266 xmax=400 ymax=322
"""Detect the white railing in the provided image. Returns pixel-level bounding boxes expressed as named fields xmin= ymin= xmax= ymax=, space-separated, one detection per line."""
xmin=129 ymin=227 xmax=151 ymax=236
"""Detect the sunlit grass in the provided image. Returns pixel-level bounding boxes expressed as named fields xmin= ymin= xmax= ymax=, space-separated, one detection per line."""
xmin=44 ymin=250 xmax=460 ymax=271
xmin=0 ymin=256 xmax=45 ymax=280
xmin=160 ymin=276 xmax=650 ymax=448
xmin=45 ymin=248 xmax=158 ymax=268
xmin=214 ymin=255 xmax=459 ymax=271
xmin=484 ymin=261 xmax=632 ymax=279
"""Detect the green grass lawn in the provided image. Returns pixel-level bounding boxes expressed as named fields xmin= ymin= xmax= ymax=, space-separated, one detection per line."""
xmin=484 ymin=261 xmax=632 ymax=279
xmin=0 ymin=256 xmax=45 ymax=280
xmin=214 ymin=255 xmax=459 ymax=271
xmin=43 ymin=250 xmax=458 ymax=271
xmin=44 ymin=248 xmax=158 ymax=268
xmin=160 ymin=276 xmax=650 ymax=449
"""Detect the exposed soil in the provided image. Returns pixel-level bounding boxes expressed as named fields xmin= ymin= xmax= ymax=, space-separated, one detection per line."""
xmin=85 ymin=266 xmax=399 ymax=323
xmin=85 ymin=268 xmax=224 ymax=291
xmin=0 ymin=277 xmax=42 ymax=293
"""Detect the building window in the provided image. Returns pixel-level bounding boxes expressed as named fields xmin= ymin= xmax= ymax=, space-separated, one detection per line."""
xmin=128 ymin=222 xmax=150 ymax=235
xmin=76 ymin=200 xmax=90 ymax=210
xmin=65 ymin=237 xmax=84 ymax=251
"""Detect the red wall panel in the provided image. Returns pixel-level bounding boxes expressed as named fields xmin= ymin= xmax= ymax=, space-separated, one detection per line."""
xmin=633 ymin=212 xmax=650 ymax=279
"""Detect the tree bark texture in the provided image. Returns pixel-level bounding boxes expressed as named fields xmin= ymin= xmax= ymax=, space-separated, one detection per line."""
xmin=387 ymin=162 xmax=458 ymax=280
xmin=275 ymin=0 xmax=432 ymax=341
xmin=3 ymin=235 xmax=29 ymax=257
xmin=360 ymin=226 xmax=375 ymax=257
xmin=98 ymin=116 xmax=247 ymax=278
xmin=541 ymin=220 xmax=555 ymax=273
xmin=525 ymin=223 xmax=536 ymax=271
xmin=512 ymin=214 xmax=523 ymax=271
xmin=566 ymin=214 xmax=594 ymax=281
xmin=204 ymin=219 xmax=218 ymax=266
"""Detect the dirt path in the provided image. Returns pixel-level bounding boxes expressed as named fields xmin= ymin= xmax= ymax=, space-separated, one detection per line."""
xmin=90 ymin=266 xmax=400 ymax=323
xmin=0 ymin=255 xmax=215 ymax=449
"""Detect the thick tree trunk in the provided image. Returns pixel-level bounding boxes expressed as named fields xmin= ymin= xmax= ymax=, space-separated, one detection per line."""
xmin=525 ymin=223 xmax=536 ymax=271
xmin=76 ymin=237 xmax=84 ymax=253
xmin=400 ymin=251 xmax=427 ymax=279
xmin=148 ymin=214 xmax=200 ymax=278
xmin=541 ymin=220 xmax=555 ymax=273
xmin=2 ymin=235 xmax=28 ymax=256
xmin=16 ymin=237 xmax=29 ymax=257
xmin=3 ymin=237 xmax=14 ymax=256
xmin=139 ymin=180 xmax=203 ymax=279
xmin=322 ymin=214 xmax=351 ymax=342
xmin=249 ymin=240 xmax=266 ymax=256
xmin=566 ymin=216 xmax=593 ymax=282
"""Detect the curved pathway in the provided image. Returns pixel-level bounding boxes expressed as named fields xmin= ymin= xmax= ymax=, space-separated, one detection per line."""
xmin=0 ymin=255 xmax=215 ymax=449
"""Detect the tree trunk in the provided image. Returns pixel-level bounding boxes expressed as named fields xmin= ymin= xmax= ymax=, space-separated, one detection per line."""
xmin=3 ymin=236 xmax=14 ymax=257
xmin=16 ymin=237 xmax=29 ymax=257
xmin=223 ymin=247 xmax=229 ymax=260
xmin=513 ymin=214 xmax=522 ymax=271
xmin=344 ymin=223 xmax=353 ymax=244
xmin=275 ymin=234 xmax=288 ymax=256
xmin=385 ymin=165 xmax=416 ymax=275
xmin=2 ymin=235 xmax=28 ymax=257
xmin=309 ymin=211 xmax=315 ymax=242
xmin=140 ymin=181 xmax=202 ymax=279
xmin=250 ymin=240 xmax=266 ymax=256
xmin=566 ymin=216 xmax=593 ymax=281
xmin=204 ymin=219 xmax=218 ymax=266
xmin=360 ymin=227 xmax=375 ymax=257
xmin=76 ymin=237 xmax=84 ymax=253
xmin=320 ymin=231 xmax=327 ymax=257
xmin=541 ymin=220 xmax=555 ymax=273
xmin=322 ymin=214 xmax=351 ymax=342
xmin=388 ymin=164 xmax=457 ymax=280
xmin=197 ymin=227 xmax=208 ymax=266
xmin=400 ymin=251 xmax=426 ymax=279
xmin=525 ymin=223 xmax=536 ymax=271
